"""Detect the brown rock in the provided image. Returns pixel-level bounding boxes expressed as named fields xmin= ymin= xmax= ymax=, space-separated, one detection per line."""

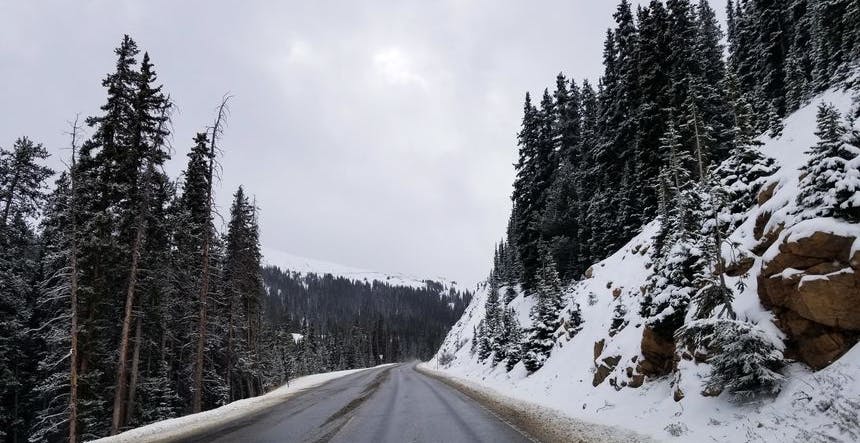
xmin=796 ymin=332 xmax=848 ymax=370
xmin=637 ymin=326 xmax=676 ymax=377
xmin=779 ymin=310 xmax=816 ymax=337
xmin=724 ymin=256 xmax=755 ymax=277
xmin=793 ymin=270 xmax=860 ymax=330
xmin=757 ymin=182 xmax=778 ymax=206
xmin=762 ymin=253 xmax=827 ymax=277
xmin=583 ymin=266 xmax=594 ymax=279
xmin=701 ymin=386 xmax=723 ymax=397
xmin=805 ymin=261 xmax=846 ymax=275
xmin=781 ymin=231 xmax=854 ymax=262
xmin=593 ymin=339 xmax=605 ymax=362
xmin=758 ymin=271 xmax=802 ymax=307
xmin=612 ymin=287 xmax=622 ymax=298
xmin=628 ymin=374 xmax=645 ymax=388
xmin=592 ymin=355 xmax=621 ymax=387
xmin=673 ymin=387 xmax=685 ymax=402
xmin=753 ymin=221 xmax=784 ymax=256
xmin=753 ymin=211 xmax=772 ymax=241
xmin=757 ymin=230 xmax=860 ymax=370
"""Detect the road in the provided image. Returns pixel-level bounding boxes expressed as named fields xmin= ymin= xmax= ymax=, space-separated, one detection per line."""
xmin=182 ymin=363 xmax=534 ymax=443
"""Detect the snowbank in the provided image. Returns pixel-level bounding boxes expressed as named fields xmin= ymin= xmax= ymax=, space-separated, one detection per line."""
xmin=91 ymin=365 xmax=394 ymax=443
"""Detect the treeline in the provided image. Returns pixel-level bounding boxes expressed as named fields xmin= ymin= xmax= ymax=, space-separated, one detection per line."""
xmin=2 ymin=35 xmax=347 ymax=443
xmin=261 ymin=266 xmax=471 ymax=368
xmin=480 ymin=0 xmax=860 ymax=396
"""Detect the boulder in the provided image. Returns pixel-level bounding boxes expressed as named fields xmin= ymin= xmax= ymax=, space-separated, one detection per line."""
xmin=673 ymin=387 xmax=685 ymax=402
xmin=593 ymin=339 xmax=605 ymax=362
xmin=627 ymin=374 xmax=645 ymax=388
xmin=793 ymin=270 xmax=860 ymax=330
xmin=637 ymin=326 xmax=676 ymax=377
xmin=796 ymin=332 xmax=847 ymax=370
xmin=757 ymin=182 xmax=778 ymax=206
xmin=761 ymin=253 xmax=827 ymax=277
xmin=758 ymin=231 xmax=860 ymax=370
xmin=583 ymin=266 xmax=594 ymax=279
xmin=781 ymin=232 xmax=853 ymax=262
xmin=612 ymin=287 xmax=622 ymax=298
xmin=592 ymin=355 xmax=621 ymax=387
xmin=723 ymin=256 xmax=755 ymax=277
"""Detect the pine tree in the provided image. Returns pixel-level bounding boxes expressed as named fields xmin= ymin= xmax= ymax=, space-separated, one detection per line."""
xmin=483 ymin=281 xmax=503 ymax=361
xmin=795 ymin=103 xmax=860 ymax=222
xmin=678 ymin=319 xmax=784 ymax=398
xmin=522 ymin=247 xmax=564 ymax=372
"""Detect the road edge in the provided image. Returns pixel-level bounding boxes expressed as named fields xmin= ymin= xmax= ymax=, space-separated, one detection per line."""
xmin=415 ymin=364 xmax=656 ymax=443
xmin=92 ymin=364 xmax=396 ymax=443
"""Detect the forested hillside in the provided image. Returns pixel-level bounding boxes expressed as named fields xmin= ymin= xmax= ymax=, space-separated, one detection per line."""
xmin=434 ymin=0 xmax=860 ymax=441
xmin=261 ymin=266 xmax=470 ymax=367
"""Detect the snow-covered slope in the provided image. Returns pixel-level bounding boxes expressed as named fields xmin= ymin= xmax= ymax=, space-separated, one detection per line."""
xmin=263 ymin=248 xmax=460 ymax=290
xmin=431 ymin=87 xmax=860 ymax=442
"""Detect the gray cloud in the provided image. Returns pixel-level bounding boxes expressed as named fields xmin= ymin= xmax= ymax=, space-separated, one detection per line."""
xmin=0 ymin=0 xmax=727 ymax=286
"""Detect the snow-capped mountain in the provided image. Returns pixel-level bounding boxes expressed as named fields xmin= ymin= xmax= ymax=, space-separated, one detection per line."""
xmin=262 ymin=248 xmax=461 ymax=291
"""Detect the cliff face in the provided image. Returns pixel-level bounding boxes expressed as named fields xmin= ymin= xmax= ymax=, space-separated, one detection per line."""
xmin=431 ymin=87 xmax=860 ymax=442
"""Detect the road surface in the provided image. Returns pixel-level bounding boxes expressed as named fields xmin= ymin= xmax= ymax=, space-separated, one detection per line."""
xmin=182 ymin=363 xmax=534 ymax=443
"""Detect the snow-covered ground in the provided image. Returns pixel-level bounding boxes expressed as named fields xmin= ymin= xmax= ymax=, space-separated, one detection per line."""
xmin=91 ymin=365 xmax=394 ymax=443
xmin=430 ymin=87 xmax=860 ymax=442
xmin=263 ymin=248 xmax=460 ymax=290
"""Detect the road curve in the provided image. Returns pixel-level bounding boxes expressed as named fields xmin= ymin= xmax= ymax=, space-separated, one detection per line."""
xmin=180 ymin=363 xmax=533 ymax=443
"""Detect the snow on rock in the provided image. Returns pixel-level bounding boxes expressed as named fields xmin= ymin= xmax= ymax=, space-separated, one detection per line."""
xmin=262 ymin=248 xmax=460 ymax=291
xmin=91 ymin=365 xmax=394 ymax=443
xmin=430 ymin=85 xmax=860 ymax=442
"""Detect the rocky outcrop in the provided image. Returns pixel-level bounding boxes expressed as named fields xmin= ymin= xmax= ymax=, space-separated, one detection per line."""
xmin=592 ymin=355 xmax=621 ymax=387
xmin=758 ymin=231 xmax=860 ymax=369
xmin=636 ymin=326 xmax=676 ymax=376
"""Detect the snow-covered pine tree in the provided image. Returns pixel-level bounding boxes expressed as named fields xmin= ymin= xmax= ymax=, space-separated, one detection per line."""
xmin=522 ymin=246 xmax=564 ymax=372
xmin=678 ymin=319 xmax=784 ymax=399
xmin=483 ymin=280 xmax=503 ymax=361
xmin=501 ymin=308 xmax=523 ymax=371
xmin=476 ymin=319 xmax=491 ymax=362
xmin=0 ymin=136 xmax=53 ymax=441
xmin=795 ymin=103 xmax=860 ymax=222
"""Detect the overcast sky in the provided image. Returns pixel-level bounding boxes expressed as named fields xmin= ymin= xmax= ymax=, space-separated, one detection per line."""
xmin=0 ymin=0 xmax=727 ymax=287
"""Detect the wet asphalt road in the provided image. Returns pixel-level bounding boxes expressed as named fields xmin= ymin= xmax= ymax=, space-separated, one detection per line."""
xmin=181 ymin=363 xmax=532 ymax=443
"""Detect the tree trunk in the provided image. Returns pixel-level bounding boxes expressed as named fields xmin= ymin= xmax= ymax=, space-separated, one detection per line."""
xmin=69 ymin=117 xmax=81 ymax=443
xmin=126 ymin=316 xmax=143 ymax=425
xmin=110 ymin=224 xmax=144 ymax=434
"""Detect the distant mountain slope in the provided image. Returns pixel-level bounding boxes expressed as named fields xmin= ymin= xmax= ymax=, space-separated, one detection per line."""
xmin=262 ymin=248 xmax=460 ymax=290
xmin=259 ymin=250 xmax=472 ymax=363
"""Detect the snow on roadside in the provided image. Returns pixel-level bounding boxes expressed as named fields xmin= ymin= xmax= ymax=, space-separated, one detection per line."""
xmin=417 ymin=363 xmax=656 ymax=443
xmin=91 ymin=365 xmax=394 ymax=443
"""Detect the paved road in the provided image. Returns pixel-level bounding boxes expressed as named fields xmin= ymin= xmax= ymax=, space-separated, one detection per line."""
xmin=182 ymin=363 xmax=533 ymax=443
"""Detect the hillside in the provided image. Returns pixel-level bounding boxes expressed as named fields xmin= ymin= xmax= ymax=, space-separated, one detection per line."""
xmin=262 ymin=248 xmax=461 ymax=290
xmin=430 ymin=86 xmax=860 ymax=442
xmin=260 ymin=251 xmax=471 ymax=364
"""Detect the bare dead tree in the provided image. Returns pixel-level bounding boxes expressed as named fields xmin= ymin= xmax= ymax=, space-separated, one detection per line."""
xmin=68 ymin=115 xmax=81 ymax=443
xmin=193 ymin=94 xmax=231 ymax=413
